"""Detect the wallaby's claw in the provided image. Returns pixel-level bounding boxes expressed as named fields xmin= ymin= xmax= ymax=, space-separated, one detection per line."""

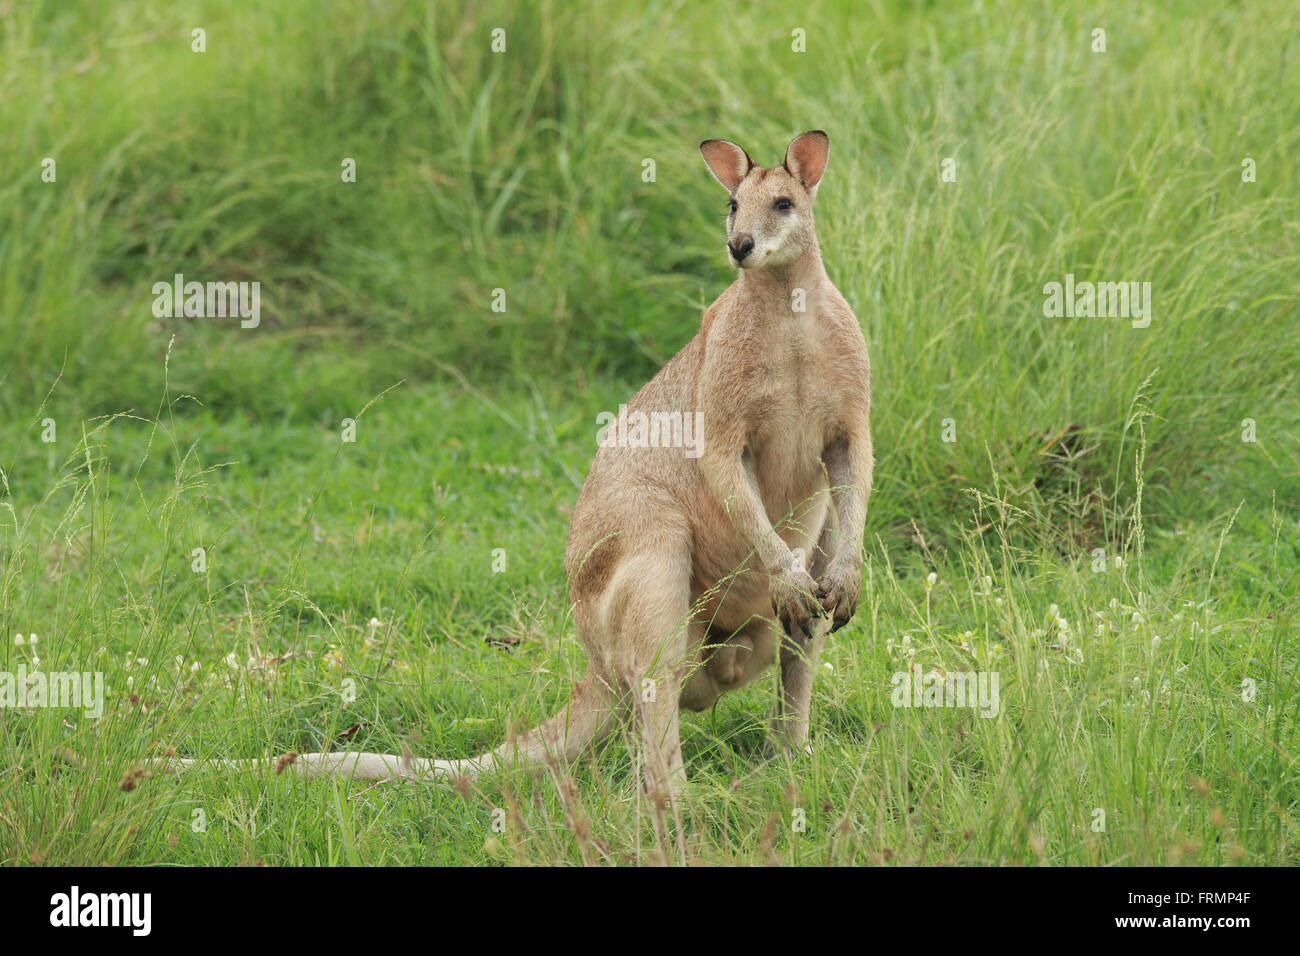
xmin=773 ymin=567 xmax=827 ymax=643
xmin=816 ymin=562 xmax=861 ymax=633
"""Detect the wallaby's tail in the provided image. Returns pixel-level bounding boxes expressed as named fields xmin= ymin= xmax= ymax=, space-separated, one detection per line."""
xmin=141 ymin=750 xmax=466 ymax=782
xmin=130 ymin=675 xmax=615 ymax=784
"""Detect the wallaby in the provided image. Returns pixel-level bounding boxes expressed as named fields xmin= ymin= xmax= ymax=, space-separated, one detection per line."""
xmin=142 ymin=131 xmax=873 ymax=802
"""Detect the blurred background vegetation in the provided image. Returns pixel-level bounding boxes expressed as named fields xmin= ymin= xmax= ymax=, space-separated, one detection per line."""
xmin=2 ymin=0 xmax=1297 ymax=554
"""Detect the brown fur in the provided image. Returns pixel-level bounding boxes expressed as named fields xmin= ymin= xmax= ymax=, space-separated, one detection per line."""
xmin=497 ymin=130 xmax=873 ymax=798
xmin=142 ymin=132 xmax=873 ymax=804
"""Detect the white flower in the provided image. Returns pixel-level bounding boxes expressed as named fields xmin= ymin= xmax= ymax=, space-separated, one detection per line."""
xmin=925 ymin=572 xmax=938 ymax=589
xmin=1048 ymin=603 xmax=1059 ymax=618
xmin=822 ymin=662 xmax=834 ymax=672
xmin=13 ymin=634 xmax=23 ymax=646
xmin=31 ymin=656 xmax=40 ymax=668
xmin=190 ymin=661 xmax=201 ymax=674
xmin=368 ymin=617 xmax=383 ymax=629
xmin=27 ymin=634 xmax=38 ymax=644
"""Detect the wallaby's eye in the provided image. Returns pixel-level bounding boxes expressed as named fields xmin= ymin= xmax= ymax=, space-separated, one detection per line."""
xmin=775 ymin=197 xmax=793 ymax=211
xmin=728 ymin=199 xmax=738 ymax=214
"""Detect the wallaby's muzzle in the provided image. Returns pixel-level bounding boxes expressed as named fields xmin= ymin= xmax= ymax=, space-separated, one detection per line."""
xmin=728 ymin=233 xmax=755 ymax=263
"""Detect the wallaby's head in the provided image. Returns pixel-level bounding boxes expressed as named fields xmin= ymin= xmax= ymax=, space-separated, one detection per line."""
xmin=699 ymin=130 xmax=829 ymax=270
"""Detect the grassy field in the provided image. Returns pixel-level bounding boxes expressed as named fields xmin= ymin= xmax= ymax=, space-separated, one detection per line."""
xmin=1 ymin=0 xmax=1298 ymax=865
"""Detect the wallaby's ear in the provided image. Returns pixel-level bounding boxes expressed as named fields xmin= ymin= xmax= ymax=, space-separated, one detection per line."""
xmin=784 ymin=130 xmax=829 ymax=194
xmin=700 ymin=139 xmax=753 ymax=191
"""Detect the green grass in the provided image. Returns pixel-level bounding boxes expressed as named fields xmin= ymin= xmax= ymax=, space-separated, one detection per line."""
xmin=1 ymin=0 xmax=1298 ymax=865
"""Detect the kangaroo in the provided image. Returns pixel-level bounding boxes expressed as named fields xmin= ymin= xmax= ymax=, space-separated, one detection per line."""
xmin=142 ymin=131 xmax=872 ymax=802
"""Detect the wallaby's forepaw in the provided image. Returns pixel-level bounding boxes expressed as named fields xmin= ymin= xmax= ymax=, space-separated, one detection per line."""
xmin=816 ymin=560 xmax=861 ymax=633
xmin=772 ymin=567 xmax=827 ymax=643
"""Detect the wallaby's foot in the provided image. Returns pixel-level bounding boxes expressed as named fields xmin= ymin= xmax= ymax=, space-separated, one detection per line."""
xmin=766 ymin=713 xmax=815 ymax=759
xmin=642 ymin=763 xmax=689 ymax=805
xmin=766 ymin=736 xmax=814 ymax=760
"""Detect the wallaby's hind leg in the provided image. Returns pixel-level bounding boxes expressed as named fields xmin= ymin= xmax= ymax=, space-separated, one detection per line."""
xmin=633 ymin=676 xmax=686 ymax=800
xmin=600 ymin=540 xmax=693 ymax=802
xmin=770 ymin=618 xmax=831 ymax=755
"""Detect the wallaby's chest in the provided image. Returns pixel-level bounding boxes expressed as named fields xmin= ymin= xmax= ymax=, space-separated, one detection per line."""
xmin=744 ymin=314 xmax=840 ymax=495
xmin=747 ymin=314 xmax=838 ymax=433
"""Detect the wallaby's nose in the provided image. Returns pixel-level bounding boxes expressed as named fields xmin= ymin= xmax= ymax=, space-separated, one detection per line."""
xmin=728 ymin=234 xmax=755 ymax=261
